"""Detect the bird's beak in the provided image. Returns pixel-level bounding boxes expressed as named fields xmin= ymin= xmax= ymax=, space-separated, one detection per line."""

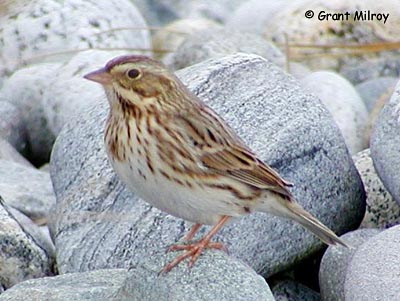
xmin=83 ymin=67 xmax=112 ymax=85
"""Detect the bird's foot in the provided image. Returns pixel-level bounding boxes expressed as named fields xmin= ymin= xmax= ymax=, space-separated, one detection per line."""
xmin=160 ymin=239 xmax=226 ymax=274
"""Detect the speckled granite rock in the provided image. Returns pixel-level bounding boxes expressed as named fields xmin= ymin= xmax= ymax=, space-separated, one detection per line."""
xmin=133 ymin=0 xmax=245 ymax=26
xmin=370 ymin=81 xmax=400 ymax=205
xmin=263 ymin=0 xmax=400 ymax=71
xmin=50 ymin=53 xmax=364 ymax=279
xmin=0 ymin=160 xmax=55 ymax=220
xmin=0 ymin=269 xmax=127 ymax=301
xmin=0 ymin=63 xmax=60 ymax=165
xmin=319 ymin=229 xmax=381 ymax=301
xmin=0 ymin=197 xmax=54 ymax=289
xmin=341 ymin=57 xmax=400 ymax=85
xmin=301 ymin=71 xmax=368 ymax=154
xmin=166 ymin=28 xmax=284 ymax=70
xmin=0 ymin=138 xmax=33 ymax=168
xmin=226 ymin=0 xmax=291 ymax=35
xmin=0 ymin=0 xmax=151 ymax=84
xmin=353 ymin=149 xmax=400 ymax=228
xmin=152 ymin=18 xmax=222 ymax=61
xmin=0 ymin=100 xmax=27 ymax=155
xmin=272 ymin=280 xmax=320 ymax=301
xmin=116 ymin=252 xmax=274 ymax=301
xmin=355 ymin=77 xmax=398 ymax=112
xmin=344 ymin=226 xmax=400 ymax=301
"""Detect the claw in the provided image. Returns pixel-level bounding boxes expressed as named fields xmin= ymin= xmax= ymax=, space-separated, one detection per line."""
xmin=159 ymin=216 xmax=230 ymax=274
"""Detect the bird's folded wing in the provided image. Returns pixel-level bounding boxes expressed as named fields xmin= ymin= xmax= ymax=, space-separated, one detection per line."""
xmin=176 ymin=108 xmax=292 ymax=197
xmin=200 ymin=146 xmax=292 ymax=197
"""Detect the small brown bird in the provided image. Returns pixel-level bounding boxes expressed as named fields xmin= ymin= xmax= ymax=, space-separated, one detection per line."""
xmin=84 ymin=55 xmax=347 ymax=273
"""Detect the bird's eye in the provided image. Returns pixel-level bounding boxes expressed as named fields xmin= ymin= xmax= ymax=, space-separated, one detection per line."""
xmin=127 ymin=68 xmax=141 ymax=79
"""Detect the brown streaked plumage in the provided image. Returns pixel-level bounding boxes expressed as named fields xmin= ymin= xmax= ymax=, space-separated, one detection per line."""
xmin=84 ymin=55 xmax=348 ymax=274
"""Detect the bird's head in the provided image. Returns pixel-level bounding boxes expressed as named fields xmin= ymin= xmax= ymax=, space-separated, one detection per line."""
xmin=84 ymin=55 xmax=182 ymax=111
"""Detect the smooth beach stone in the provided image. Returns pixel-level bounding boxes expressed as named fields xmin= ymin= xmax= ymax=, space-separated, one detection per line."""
xmin=0 ymin=197 xmax=54 ymax=289
xmin=166 ymin=28 xmax=284 ymax=70
xmin=319 ymin=229 xmax=381 ymax=301
xmin=263 ymin=0 xmax=400 ymax=71
xmin=353 ymin=149 xmax=400 ymax=228
xmin=0 ymin=138 xmax=33 ymax=167
xmin=341 ymin=57 xmax=400 ymax=85
xmin=152 ymin=18 xmax=222 ymax=61
xmin=133 ymin=0 xmax=245 ymax=26
xmin=344 ymin=226 xmax=400 ymax=301
xmin=50 ymin=53 xmax=364 ymax=279
xmin=226 ymin=0 xmax=292 ymax=35
xmin=116 ymin=252 xmax=274 ymax=301
xmin=0 ymin=269 xmax=127 ymax=301
xmin=0 ymin=0 xmax=151 ymax=84
xmin=0 ymin=63 xmax=60 ymax=164
xmin=0 ymin=100 xmax=27 ymax=155
xmin=0 ymin=159 xmax=55 ymax=220
xmin=301 ymin=71 xmax=368 ymax=154
xmin=370 ymin=81 xmax=400 ymax=205
xmin=355 ymin=77 xmax=398 ymax=112
xmin=271 ymin=280 xmax=320 ymax=301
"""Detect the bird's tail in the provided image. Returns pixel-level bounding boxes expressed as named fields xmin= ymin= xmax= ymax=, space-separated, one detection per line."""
xmin=260 ymin=196 xmax=349 ymax=248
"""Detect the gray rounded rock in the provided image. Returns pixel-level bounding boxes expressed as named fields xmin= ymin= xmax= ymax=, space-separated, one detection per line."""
xmin=0 ymin=138 xmax=33 ymax=168
xmin=272 ymin=280 xmax=320 ymax=301
xmin=370 ymin=81 xmax=400 ymax=205
xmin=0 ymin=160 xmax=55 ymax=220
xmin=0 ymin=269 xmax=127 ymax=301
xmin=319 ymin=229 xmax=381 ymax=301
xmin=353 ymin=149 xmax=400 ymax=228
xmin=0 ymin=0 xmax=151 ymax=82
xmin=152 ymin=18 xmax=222 ymax=61
xmin=0 ymin=100 xmax=27 ymax=155
xmin=355 ymin=77 xmax=398 ymax=112
xmin=116 ymin=252 xmax=274 ymax=301
xmin=301 ymin=71 xmax=368 ymax=154
xmin=133 ymin=0 xmax=245 ymax=26
xmin=0 ymin=197 xmax=54 ymax=289
xmin=341 ymin=57 xmax=400 ymax=85
xmin=0 ymin=63 xmax=60 ymax=165
xmin=344 ymin=226 xmax=400 ymax=301
xmin=50 ymin=53 xmax=365 ymax=278
xmin=226 ymin=0 xmax=292 ymax=35
xmin=166 ymin=28 xmax=284 ymax=70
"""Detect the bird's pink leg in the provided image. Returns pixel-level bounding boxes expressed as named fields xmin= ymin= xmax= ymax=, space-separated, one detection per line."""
xmin=161 ymin=216 xmax=230 ymax=274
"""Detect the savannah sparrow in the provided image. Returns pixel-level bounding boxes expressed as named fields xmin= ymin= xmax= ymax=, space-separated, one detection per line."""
xmin=84 ymin=55 xmax=348 ymax=273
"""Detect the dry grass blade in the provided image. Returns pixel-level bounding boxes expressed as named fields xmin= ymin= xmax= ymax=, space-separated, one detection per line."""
xmin=280 ymin=41 xmax=400 ymax=60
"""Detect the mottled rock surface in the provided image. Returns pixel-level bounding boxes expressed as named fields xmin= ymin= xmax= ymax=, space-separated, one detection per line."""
xmin=0 ymin=269 xmax=127 ymax=301
xmin=370 ymin=81 xmax=400 ymax=205
xmin=0 ymin=100 xmax=27 ymax=155
xmin=116 ymin=252 xmax=274 ymax=301
xmin=0 ymin=160 xmax=55 ymax=220
xmin=353 ymin=149 xmax=400 ymax=228
xmin=344 ymin=226 xmax=400 ymax=301
xmin=0 ymin=63 xmax=60 ymax=164
xmin=272 ymin=280 xmax=320 ymax=301
xmin=319 ymin=229 xmax=381 ymax=301
xmin=166 ymin=28 xmax=284 ymax=70
xmin=0 ymin=198 xmax=54 ymax=289
xmin=301 ymin=71 xmax=368 ymax=154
